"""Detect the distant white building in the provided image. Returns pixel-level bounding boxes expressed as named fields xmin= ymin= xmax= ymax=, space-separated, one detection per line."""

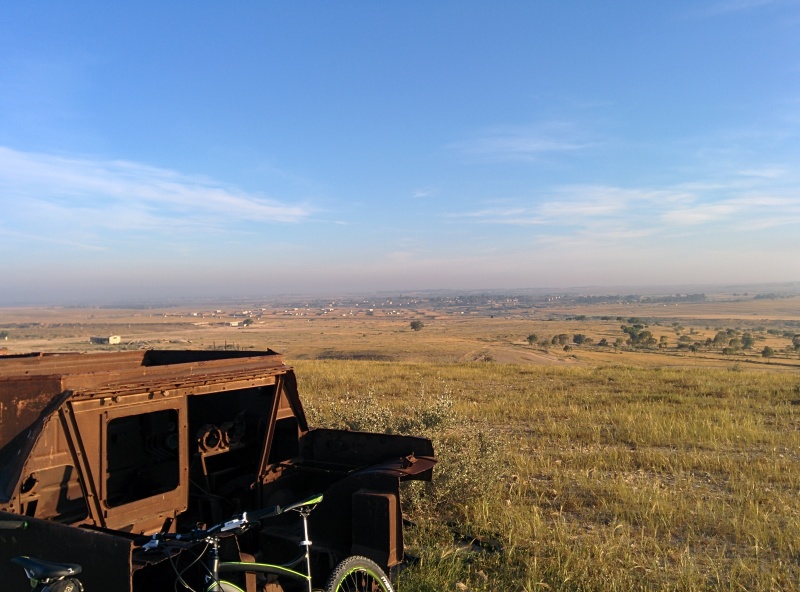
xmin=90 ymin=335 xmax=121 ymax=345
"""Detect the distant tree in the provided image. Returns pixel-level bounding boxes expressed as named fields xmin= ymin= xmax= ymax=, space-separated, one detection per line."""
xmin=526 ymin=334 xmax=538 ymax=345
xmin=793 ymin=335 xmax=800 ymax=351
xmin=0 ymin=330 xmax=8 ymax=339
xmin=689 ymin=344 xmax=699 ymax=354
xmin=563 ymin=345 xmax=572 ymax=352
xmin=620 ymin=325 xmax=655 ymax=348
xmin=242 ymin=318 xmax=254 ymax=326
xmin=552 ymin=334 xmax=570 ymax=345
xmin=728 ymin=338 xmax=741 ymax=351
xmin=659 ymin=336 xmax=669 ymax=348
xmin=761 ymin=346 xmax=774 ymax=359
xmin=741 ymin=333 xmax=755 ymax=349
xmin=598 ymin=338 xmax=609 ymax=347
xmin=572 ymin=334 xmax=587 ymax=345
xmin=613 ymin=337 xmax=625 ymax=349
xmin=713 ymin=331 xmax=728 ymax=348
xmin=410 ymin=320 xmax=424 ymax=331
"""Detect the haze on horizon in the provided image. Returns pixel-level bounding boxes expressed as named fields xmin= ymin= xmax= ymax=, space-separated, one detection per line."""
xmin=1 ymin=2 xmax=799 ymax=306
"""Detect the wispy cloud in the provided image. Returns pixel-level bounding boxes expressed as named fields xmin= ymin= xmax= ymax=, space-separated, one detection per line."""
xmin=448 ymin=123 xmax=593 ymax=162
xmin=449 ymin=207 xmax=546 ymax=225
xmin=448 ymin=180 xmax=800 ymax=245
xmin=694 ymin=0 xmax=786 ymax=17
xmin=660 ymin=202 xmax=741 ymax=225
xmin=451 ymin=186 xmax=686 ymax=227
xmin=736 ymin=167 xmax=787 ymax=178
xmin=0 ymin=147 xmax=312 ymax=239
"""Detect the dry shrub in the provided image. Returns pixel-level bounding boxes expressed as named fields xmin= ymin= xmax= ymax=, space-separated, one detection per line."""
xmin=305 ymin=387 xmax=503 ymax=523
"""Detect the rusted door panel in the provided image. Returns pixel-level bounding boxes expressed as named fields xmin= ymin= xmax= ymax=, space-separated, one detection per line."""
xmin=16 ymin=414 xmax=88 ymax=522
xmin=71 ymin=396 xmax=189 ymax=532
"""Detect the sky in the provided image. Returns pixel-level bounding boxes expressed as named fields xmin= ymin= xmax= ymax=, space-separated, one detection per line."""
xmin=1 ymin=1 xmax=799 ymax=305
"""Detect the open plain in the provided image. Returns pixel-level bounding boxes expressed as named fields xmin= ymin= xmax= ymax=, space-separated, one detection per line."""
xmin=2 ymin=292 xmax=800 ymax=591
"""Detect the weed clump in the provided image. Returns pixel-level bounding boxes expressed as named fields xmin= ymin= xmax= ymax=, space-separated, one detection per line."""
xmin=306 ymin=386 xmax=504 ymax=523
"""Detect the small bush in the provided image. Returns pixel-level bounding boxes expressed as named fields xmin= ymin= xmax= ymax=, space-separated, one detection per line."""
xmin=305 ymin=386 xmax=502 ymax=523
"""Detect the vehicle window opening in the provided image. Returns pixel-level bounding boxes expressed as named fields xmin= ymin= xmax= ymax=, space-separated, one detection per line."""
xmin=106 ymin=409 xmax=180 ymax=507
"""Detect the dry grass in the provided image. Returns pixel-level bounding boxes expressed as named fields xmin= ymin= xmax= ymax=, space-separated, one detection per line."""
xmin=297 ymin=360 xmax=800 ymax=591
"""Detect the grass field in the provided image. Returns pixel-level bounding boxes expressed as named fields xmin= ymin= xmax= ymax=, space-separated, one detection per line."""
xmin=299 ymin=360 xmax=800 ymax=591
xmin=2 ymin=295 xmax=800 ymax=590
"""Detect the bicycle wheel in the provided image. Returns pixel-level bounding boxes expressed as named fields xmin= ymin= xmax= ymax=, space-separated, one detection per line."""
xmin=324 ymin=556 xmax=394 ymax=592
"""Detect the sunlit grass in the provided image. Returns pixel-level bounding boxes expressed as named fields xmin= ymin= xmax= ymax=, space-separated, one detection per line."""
xmin=295 ymin=360 xmax=800 ymax=591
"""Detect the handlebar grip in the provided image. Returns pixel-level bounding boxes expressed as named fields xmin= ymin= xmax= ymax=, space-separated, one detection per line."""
xmin=245 ymin=504 xmax=281 ymax=521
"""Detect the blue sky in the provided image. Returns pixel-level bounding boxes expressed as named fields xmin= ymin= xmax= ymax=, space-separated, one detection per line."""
xmin=1 ymin=1 xmax=799 ymax=304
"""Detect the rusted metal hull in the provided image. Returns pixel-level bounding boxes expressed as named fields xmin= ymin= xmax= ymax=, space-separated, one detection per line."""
xmin=0 ymin=350 xmax=435 ymax=591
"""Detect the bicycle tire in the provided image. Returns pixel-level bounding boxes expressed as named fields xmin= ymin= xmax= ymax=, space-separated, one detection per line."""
xmin=323 ymin=556 xmax=394 ymax=592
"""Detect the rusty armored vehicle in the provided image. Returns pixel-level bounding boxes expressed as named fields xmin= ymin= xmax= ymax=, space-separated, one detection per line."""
xmin=0 ymin=350 xmax=435 ymax=591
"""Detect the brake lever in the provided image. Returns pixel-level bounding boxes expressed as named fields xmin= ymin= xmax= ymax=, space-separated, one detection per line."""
xmin=220 ymin=515 xmax=248 ymax=533
xmin=141 ymin=537 xmax=162 ymax=552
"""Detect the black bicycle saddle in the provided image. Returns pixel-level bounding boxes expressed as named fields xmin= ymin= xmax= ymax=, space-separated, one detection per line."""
xmin=11 ymin=556 xmax=82 ymax=579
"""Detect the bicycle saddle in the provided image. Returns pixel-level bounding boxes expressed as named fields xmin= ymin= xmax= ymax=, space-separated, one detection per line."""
xmin=11 ymin=556 xmax=82 ymax=579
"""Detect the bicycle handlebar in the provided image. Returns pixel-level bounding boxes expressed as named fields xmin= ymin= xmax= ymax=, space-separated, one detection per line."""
xmin=135 ymin=494 xmax=323 ymax=551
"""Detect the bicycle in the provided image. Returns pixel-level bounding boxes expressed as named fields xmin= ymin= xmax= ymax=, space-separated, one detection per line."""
xmin=135 ymin=493 xmax=394 ymax=592
xmin=10 ymin=494 xmax=394 ymax=592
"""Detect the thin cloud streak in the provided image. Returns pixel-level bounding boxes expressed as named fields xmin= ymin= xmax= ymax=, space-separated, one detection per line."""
xmin=701 ymin=0 xmax=785 ymax=15
xmin=0 ymin=225 xmax=107 ymax=251
xmin=449 ymin=123 xmax=593 ymax=162
xmin=449 ymin=207 xmax=546 ymax=225
xmin=448 ymin=180 xmax=800 ymax=242
xmin=0 ymin=147 xmax=312 ymax=233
